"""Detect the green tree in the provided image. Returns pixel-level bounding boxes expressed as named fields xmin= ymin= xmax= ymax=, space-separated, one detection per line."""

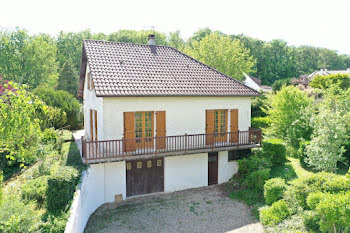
xmin=306 ymin=88 xmax=350 ymax=172
xmin=310 ymin=73 xmax=350 ymax=90
xmin=0 ymin=29 xmax=58 ymax=88
xmin=107 ymin=30 xmax=168 ymax=45
xmin=184 ymin=33 xmax=256 ymax=80
xmin=0 ymin=81 xmax=44 ymax=166
xmin=266 ymin=86 xmax=313 ymax=149
xmin=168 ymin=30 xmax=185 ymax=50
xmin=57 ymin=59 xmax=79 ymax=96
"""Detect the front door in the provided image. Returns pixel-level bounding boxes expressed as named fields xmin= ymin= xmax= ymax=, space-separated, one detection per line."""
xmin=126 ymin=158 xmax=164 ymax=197
xmin=208 ymin=152 xmax=218 ymax=185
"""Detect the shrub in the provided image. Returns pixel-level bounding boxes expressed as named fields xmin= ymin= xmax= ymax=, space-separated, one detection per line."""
xmin=238 ymin=155 xmax=272 ymax=178
xmin=251 ymin=117 xmax=270 ymax=129
xmin=315 ymin=192 xmax=350 ymax=232
xmin=303 ymin=210 xmax=320 ymax=233
xmin=38 ymin=105 xmax=67 ymax=129
xmin=310 ymin=73 xmax=350 ymax=90
xmin=260 ymin=200 xmax=291 ymax=226
xmin=262 ymin=138 xmax=286 ymax=166
xmin=46 ymin=166 xmax=78 ymax=214
xmin=297 ymin=140 xmax=310 ymax=167
xmin=306 ymin=192 xmax=325 ymax=210
xmin=21 ymin=176 xmax=49 ymax=207
xmin=33 ymin=87 xmax=81 ymax=129
xmin=264 ymin=178 xmax=286 ymax=204
xmin=0 ymin=171 xmax=3 ymax=204
xmin=41 ymin=213 xmax=68 ymax=233
xmin=243 ymin=168 xmax=270 ymax=191
xmin=0 ymin=193 xmax=42 ymax=232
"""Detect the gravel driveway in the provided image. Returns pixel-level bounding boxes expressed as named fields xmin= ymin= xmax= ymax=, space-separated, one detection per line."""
xmin=84 ymin=185 xmax=263 ymax=233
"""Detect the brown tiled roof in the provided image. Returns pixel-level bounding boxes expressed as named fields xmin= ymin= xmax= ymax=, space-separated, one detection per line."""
xmin=78 ymin=40 xmax=259 ymax=97
xmin=249 ymin=75 xmax=262 ymax=85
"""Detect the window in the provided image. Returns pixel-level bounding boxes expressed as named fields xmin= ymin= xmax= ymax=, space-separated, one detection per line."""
xmin=87 ymin=72 xmax=94 ymax=90
xmin=214 ymin=110 xmax=227 ymax=134
xmin=228 ymin=149 xmax=251 ymax=161
xmin=135 ymin=112 xmax=153 ymax=142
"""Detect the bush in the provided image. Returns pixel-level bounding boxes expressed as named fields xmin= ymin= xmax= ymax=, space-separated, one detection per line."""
xmin=0 ymin=172 xmax=3 ymax=204
xmin=303 ymin=210 xmax=320 ymax=232
xmin=297 ymin=140 xmax=310 ymax=167
xmin=310 ymin=73 xmax=350 ymax=90
xmin=38 ymin=106 xmax=67 ymax=129
xmin=238 ymin=155 xmax=272 ymax=178
xmin=21 ymin=176 xmax=49 ymax=207
xmin=243 ymin=168 xmax=270 ymax=191
xmin=0 ymin=194 xmax=42 ymax=232
xmin=46 ymin=166 xmax=78 ymax=214
xmin=262 ymin=138 xmax=286 ymax=166
xmin=251 ymin=117 xmax=270 ymax=129
xmin=264 ymin=178 xmax=286 ymax=204
xmin=260 ymin=200 xmax=291 ymax=226
xmin=33 ymin=87 xmax=81 ymax=129
xmin=315 ymin=192 xmax=350 ymax=232
xmin=306 ymin=192 xmax=325 ymax=210
xmin=41 ymin=213 xmax=68 ymax=233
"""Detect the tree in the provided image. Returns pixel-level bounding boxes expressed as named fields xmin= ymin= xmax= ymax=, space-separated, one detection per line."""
xmin=266 ymin=86 xmax=313 ymax=149
xmin=168 ymin=31 xmax=185 ymax=50
xmin=310 ymin=74 xmax=350 ymax=90
xmin=184 ymin=33 xmax=256 ymax=80
xmin=0 ymin=80 xmax=44 ymax=166
xmin=306 ymin=88 xmax=350 ymax=172
xmin=57 ymin=59 xmax=79 ymax=96
xmin=0 ymin=29 xmax=58 ymax=88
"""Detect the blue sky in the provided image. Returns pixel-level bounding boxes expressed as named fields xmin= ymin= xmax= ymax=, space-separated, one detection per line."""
xmin=1 ymin=0 xmax=350 ymax=54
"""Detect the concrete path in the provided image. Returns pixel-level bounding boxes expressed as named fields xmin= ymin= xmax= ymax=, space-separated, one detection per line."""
xmin=84 ymin=185 xmax=263 ymax=233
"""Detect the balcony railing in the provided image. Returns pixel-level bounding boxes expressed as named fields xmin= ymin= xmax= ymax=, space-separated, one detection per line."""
xmin=82 ymin=129 xmax=262 ymax=163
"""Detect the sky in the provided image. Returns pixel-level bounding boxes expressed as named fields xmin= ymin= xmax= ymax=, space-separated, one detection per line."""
xmin=1 ymin=0 xmax=350 ymax=54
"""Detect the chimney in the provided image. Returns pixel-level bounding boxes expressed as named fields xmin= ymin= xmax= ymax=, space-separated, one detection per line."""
xmin=148 ymin=34 xmax=156 ymax=45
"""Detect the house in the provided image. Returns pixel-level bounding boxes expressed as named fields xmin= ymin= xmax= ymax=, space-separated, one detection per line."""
xmin=243 ymin=73 xmax=272 ymax=92
xmin=77 ymin=35 xmax=261 ymax=201
xmin=308 ymin=68 xmax=350 ymax=80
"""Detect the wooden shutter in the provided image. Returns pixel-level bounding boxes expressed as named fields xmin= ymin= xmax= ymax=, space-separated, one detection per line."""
xmin=94 ymin=110 xmax=98 ymax=141
xmin=87 ymin=72 xmax=91 ymax=90
xmin=230 ymin=109 xmax=239 ymax=143
xmin=124 ymin=112 xmax=135 ymax=152
xmin=156 ymin=111 xmax=166 ymax=149
xmin=90 ymin=109 xmax=94 ymax=141
xmin=206 ymin=110 xmax=215 ymax=145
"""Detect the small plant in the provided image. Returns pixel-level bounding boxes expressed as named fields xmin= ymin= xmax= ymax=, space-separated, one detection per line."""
xmin=264 ymin=178 xmax=286 ymax=205
xmin=260 ymin=200 xmax=291 ymax=226
xmin=297 ymin=140 xmax=310 ymax=168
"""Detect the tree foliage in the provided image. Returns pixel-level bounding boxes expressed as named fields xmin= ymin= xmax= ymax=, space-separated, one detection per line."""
xmin=306 ymin=88 xmax=350 ymax=172
xmin=185 ymin=32 xmax=256 ymax=80
xmin=266 ymin=86 xmax=313 ymax=148
xmin=310 ymin=73 xmax=350 ymax=90
xmin=57 ymin=59 xmax=79 ymax=96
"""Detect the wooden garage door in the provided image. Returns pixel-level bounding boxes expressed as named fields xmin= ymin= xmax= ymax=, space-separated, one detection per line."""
xmin=126 ymin=158 xmax=164 ymax=197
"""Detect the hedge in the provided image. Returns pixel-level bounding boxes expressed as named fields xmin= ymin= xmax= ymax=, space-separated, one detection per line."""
xmin=251 ymin=117 xmax=270 ymax=129
xmin=260 ymin=200 xmax=291 ymax=226
xmin=262 ymin=138 xmax=286 ymax=166
xmin=264 ymin=178 xmax=286 ymax=205
xmin=46 ymin=166 xmax=78 ymax=214
xmin=243 ymin=168 xmax=271 ymax=191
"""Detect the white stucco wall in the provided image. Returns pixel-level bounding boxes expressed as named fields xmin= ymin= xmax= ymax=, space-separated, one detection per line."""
xmin=65 ymin=161 xmax=126 ymax=233
xmin=83 ymin=64 xmax=104 ymax=141
xmin=164 ymin=153 xmax=208 ymax=192
xmin=102 ymin=96 xmax=251 ymax=141
xmin=218 ymin=151 xmax=238 ymax=184
xmin=244 ymin=74 xmax=261 ymax=92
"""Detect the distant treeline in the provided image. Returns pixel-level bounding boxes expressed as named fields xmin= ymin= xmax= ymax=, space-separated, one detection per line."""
xmin=0 ymin=28 xmax=349 ymax=95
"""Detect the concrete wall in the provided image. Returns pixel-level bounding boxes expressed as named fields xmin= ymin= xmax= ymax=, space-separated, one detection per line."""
xmin=65 ymin=161 xmax=126 ymax=233
xmin=83 ymin=64 xmax=104 ymax=141
xmin=102 ymin=96 xmax=251 ymax=141
xmin=218 ymin=151 xmax=238 ymax=184
xmin=164 ymin=153 xmax=208 ymax=192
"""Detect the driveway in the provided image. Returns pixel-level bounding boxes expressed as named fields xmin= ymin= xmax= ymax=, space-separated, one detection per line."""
xmin=84 ymin=185 xmax=263 ymax=233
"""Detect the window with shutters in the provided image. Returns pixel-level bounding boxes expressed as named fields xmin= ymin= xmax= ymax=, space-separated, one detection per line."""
xmin=135 ymin=112 xmax=153 ymax=143
xmin=214 ymin=110 xmax=227 ymax=134
xmin=89 ymin=109 xmax=97 ymax=141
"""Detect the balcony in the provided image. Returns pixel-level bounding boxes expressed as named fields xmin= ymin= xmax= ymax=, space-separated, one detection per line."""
xmin=82 ymin=129 xmax=262 ymax=164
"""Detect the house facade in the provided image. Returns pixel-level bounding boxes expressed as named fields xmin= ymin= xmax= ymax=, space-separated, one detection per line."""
xmin=78 ymin=37 xmax=261 ymax=202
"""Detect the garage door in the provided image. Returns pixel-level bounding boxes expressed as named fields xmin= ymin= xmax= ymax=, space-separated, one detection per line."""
xmin=126 ymin=158 xmax=164 ymax=197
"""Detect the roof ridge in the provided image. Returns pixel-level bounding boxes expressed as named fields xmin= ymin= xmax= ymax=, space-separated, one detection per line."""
xmin=83 ymin=39 xmax=173 ymax=49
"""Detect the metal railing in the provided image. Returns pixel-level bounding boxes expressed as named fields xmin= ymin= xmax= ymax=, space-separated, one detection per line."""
xmin=82 ymin=129 xmax=262 ymax=163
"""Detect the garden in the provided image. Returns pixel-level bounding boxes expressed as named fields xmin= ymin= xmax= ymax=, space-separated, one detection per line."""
xmin=230 ymin=74 xmax=350 ymax=233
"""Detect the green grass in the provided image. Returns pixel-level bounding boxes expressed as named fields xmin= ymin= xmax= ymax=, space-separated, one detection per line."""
xmin=60 ymin=130 xmax=74 ymax=142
